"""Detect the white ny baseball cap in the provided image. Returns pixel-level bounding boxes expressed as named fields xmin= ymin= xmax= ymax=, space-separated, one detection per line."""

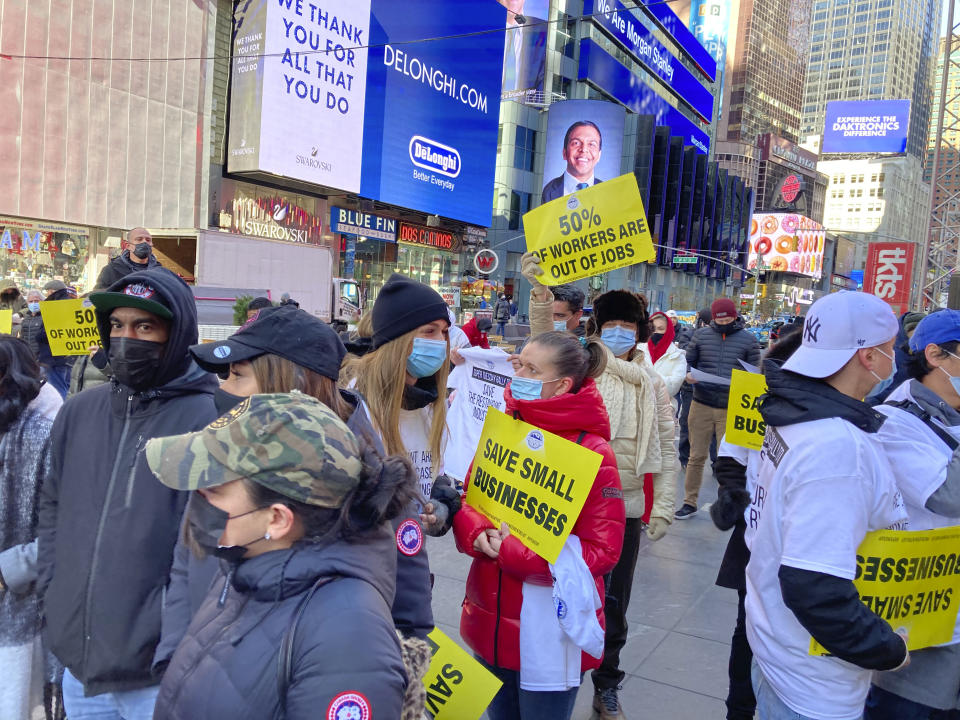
xmin=782 ymin=291 xmax=899 ymax=379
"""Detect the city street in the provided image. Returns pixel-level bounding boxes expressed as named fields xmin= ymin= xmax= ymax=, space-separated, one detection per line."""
xmin=429 ymin=467 xmax=734 ymax=719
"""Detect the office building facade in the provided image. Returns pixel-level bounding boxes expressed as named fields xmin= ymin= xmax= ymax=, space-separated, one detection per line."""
xmin=490 ymin=0 xmax=753 ymax=313
xmin=801 ymin=0 xmax=941 ymax=160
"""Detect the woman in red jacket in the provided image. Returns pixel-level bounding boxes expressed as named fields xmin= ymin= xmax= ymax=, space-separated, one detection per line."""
xmin=453 ymin=331 xmax=626 ymax=720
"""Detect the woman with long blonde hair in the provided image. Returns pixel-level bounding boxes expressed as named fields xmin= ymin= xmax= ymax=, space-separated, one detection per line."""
xmin=354 ymin=274 xmax=460 ymax=535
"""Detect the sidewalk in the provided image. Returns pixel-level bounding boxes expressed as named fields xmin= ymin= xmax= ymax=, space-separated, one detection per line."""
xmin=428 ymin=467 xmax=735 ymax=719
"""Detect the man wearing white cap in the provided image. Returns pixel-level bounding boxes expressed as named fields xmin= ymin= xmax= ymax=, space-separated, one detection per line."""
xmin=745 ymin=292 xmax=910 ymax=720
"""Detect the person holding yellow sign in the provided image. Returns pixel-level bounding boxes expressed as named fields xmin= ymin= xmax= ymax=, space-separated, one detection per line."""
xmin=25 ymin=282 xmax=77 ymax=399
xmin=710 ymin=326 xmax=803 ymax=720
xmin=866 ymin=310 xmax=960 ymax=719
xmin=453 ymin=331 xmax=625 ymax=720
xmin=745 ymin=292 xmax=910 ymax=720
xmin=582 ymin=290 xmax=678 ymax=720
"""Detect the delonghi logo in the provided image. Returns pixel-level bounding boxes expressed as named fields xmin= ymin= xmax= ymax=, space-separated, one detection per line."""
xmin=409 ymin=136 xmax=461 ymax=178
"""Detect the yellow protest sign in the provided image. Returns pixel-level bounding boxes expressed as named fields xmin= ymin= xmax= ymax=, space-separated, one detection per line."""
xmin=465 ymin=408 xmax=602 ymax=564
xmin=725 ymin=369 xmax=768 ymax=450
xmin=0 ymin=309 xmax=11 ymax=335
xmin=522 ymin=173 xmax=655 ymax=283
xmin=424 ymin=628 xmax=502 ymax=720
xmin=39 ymin=298 xmax=102 ymax=356
xmin=810 ymin=526 xmax=960 ymax=655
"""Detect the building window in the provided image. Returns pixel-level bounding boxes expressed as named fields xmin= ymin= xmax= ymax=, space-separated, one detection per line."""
xmin=508 ymin=191 xmax=531 ymax=230
xmin=513 ymin=126 xmax=536 ymax=172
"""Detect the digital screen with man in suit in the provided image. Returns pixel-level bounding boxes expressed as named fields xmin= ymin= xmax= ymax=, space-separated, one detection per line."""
xmin=500 ymin=0 xmax=547 ymax=100
xmin=540 ymin=99 xmax=627 ymax=205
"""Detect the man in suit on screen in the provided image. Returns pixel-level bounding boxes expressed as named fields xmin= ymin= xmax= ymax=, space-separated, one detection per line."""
xmin=541 ymin=120 xmax=604 ymax=204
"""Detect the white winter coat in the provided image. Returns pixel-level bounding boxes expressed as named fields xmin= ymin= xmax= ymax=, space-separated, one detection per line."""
xmin=595 ymin=345 xmax=678 ymax=521
xmin=634 ymin=343 xmax=686 ymax=404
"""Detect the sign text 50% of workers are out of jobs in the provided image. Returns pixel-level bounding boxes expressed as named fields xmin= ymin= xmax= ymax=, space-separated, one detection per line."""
xmin=523 ymin=173 xmax=656 ymax=283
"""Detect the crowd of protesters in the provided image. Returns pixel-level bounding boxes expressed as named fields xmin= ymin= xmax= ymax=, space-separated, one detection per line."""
xmin=0 ymin=237 xmax=958 ymax=720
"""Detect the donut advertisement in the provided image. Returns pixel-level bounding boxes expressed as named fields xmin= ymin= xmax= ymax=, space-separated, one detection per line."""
xmin=747 ymin=213 xmax=824 ymax=280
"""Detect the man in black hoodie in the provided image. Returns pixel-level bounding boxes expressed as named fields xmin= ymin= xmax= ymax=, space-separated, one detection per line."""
xmin=95 ymin=227 xmax=161 ymax=290
xmin=745 ymin=291 xmax=910 ymax=720
xmin=37 ymin=268 xmax=218 ymax=718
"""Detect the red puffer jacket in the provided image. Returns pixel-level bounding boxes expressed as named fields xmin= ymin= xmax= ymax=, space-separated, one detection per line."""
xmin=452 ymin=377 xmax=626 ymax=672
xmin=461 ymin=317 xmax=490 ymax=349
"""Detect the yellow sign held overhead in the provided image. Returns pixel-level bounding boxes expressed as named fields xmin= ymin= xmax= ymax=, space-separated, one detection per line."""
xmin=725 ymin=369 xmax=768 ymax=450
xmin=810 ymin=526 xmax=960 ymax=655
xmin=39 ymin=298 xmax=102 ymax=356
xmin=423 ymin=628 xmax=502 ymax=720
xmin=465 ymin=408 xmax=602 ymax=564
xmin=0 ymin=309 xmax=12 ymax=335
xmin=522 ymin=173 xmax=655 ymax=284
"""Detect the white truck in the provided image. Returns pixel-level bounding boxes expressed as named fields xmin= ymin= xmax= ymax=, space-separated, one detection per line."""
xmin=195 ymin=230 xmax=360 ymax=332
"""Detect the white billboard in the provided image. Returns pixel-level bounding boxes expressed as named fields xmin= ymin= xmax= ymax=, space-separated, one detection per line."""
xmin=228 ymin=0 xmax=370 ymax=191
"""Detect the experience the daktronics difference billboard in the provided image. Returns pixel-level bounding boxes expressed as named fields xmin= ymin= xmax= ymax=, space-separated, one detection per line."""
xmin=822 ymin=100 xmax=910 ymax=154
xmin=227 ymin=0 xmax=505 ymax=226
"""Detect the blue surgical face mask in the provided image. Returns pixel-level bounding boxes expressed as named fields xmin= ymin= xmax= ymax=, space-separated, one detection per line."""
xmin=939 ymin=350 xmax=960 ymax=396
xmin=510 ymin=375 xmax=559 ymax=401
xmin=868 ymin=348 xmax=897 ymax=397
xmin=553 ymin=320 xmax=567 ymax=332
xmin=27 ymin=302 xmax=40 ymax=314
xmin=407 ymin=337 xmax=448 ymax=378
xmin=601 ymin=326 xmax=637 ymax=357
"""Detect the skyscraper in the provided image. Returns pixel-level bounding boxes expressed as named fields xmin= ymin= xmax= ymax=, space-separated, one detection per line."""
xmin=801 ymin=0 xmax=941 ymax=160
xmin=678 ymin=0 xmax=814 ymax=192
xmin=718 ymin=0 xmax=813 ymax=146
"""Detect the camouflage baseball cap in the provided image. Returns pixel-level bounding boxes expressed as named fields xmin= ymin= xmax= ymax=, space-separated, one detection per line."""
xmin=145 ymin=391 xmax=363 ymax=508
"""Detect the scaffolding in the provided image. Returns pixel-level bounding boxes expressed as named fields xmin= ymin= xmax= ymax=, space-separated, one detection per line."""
xmin=921 ymin=0 xmax=960 ymax=309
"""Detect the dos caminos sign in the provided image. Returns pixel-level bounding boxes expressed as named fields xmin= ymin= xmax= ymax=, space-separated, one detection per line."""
xmin=822 ymin=99 xmax=910 ymax=154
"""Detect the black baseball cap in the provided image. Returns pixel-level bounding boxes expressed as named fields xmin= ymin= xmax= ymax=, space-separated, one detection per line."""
xmin=90 ymin=277 xmax=174 ymax=320
xmin=189 ymin=304 xmax=346 ymax=380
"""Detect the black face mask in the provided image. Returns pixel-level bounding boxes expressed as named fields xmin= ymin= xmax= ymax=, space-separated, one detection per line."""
xmin=132 ymin=242 xmax=152 ymax=259
xmin=651 ymin=332 xmax=665 ymax=344
xmin=185 ymin=492 xmax=228 ymax=557
xmin=187 ymin=491 xmax=268 ymax=562
xmin=108 ymin=337 xmax=165 ymax=391
xmin=214 ymin=387 xmax=246 ymax=416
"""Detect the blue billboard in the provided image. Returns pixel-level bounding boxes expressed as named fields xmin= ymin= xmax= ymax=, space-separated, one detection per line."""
xmin=578 ymin=40 xmax=710 ymax=155
xmin=227 ymin=0 xmax=504 ymax=228
xmin=822 ymin=100 xmax=911 ymax=154
xmin=638 ymin=0 xmax=716 ymax=81
xmin=360 ymin=0 xmax=505 ymax=226
xmin=585 ymin=0 xmax=713 ymax=122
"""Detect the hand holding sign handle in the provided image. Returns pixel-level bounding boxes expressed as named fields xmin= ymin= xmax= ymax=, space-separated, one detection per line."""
xmin=473 ymin=529 xmax=499 ymax=559
xmin=894 ymin=630 xmax=910 ymax=671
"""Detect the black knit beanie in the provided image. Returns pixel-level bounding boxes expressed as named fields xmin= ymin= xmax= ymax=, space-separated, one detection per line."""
xmin=371 ymin=274 xmax=450 ymax=349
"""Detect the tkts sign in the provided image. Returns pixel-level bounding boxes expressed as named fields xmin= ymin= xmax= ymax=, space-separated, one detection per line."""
xmin=864 ymin=242 xmax=914 ymax=314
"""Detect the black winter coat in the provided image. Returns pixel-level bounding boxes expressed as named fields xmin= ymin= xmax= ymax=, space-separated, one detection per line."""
xmin=152 ymin=535 xmax=407 ymax=720
xmin=153 ymin=390 xmax=435 ymax=671
xmin=37 ymin=268 xmax=218 ymax=695
xmin=95 ymin=250 xmax=161 ymax=290
xmin=685 ymin=318 xmax=761 ymax=408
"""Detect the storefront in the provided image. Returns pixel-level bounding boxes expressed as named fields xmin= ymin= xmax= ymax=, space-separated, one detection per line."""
xmin=331 ymin=207 xmax=399 ymax=307
xmin=0 ymin=214 xmax=113 ymax=296
xmin=394 ymin=223 xmax=462 ymax=311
